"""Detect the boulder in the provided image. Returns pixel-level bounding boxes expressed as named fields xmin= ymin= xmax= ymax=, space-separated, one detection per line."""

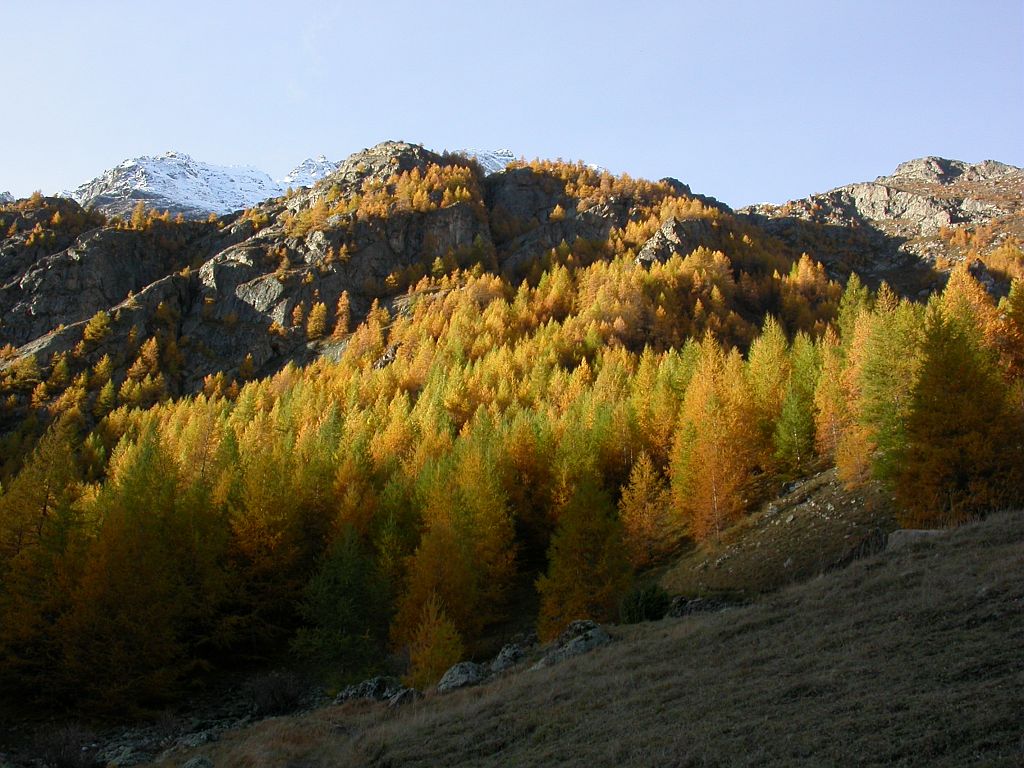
xmin=490 ymin=643 xmax=525 ymax=673
xmin=436 ymin=662 xmax=487 ymax=694
xmin=531 ymin=620 xmax=611 ymax=670
xmin=335 ymin=676 xmax=404 ymax=703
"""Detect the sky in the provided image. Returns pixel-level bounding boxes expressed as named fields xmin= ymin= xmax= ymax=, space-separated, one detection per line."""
xmin=1 ymin=0 xmax=1022 ymax=206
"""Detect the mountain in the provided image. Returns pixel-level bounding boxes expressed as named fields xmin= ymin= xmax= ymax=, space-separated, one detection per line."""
xmin=741 ymin=156 xmax=1024 ymax=294
xmin=280 ymin=155 xmax=339 ymax=188
xmin=63 ymin=148 xmax=519 ymax=220
xmin=2 ymin=144 xmax=1020 ymax=398
xmin=1 ymin=142 xmax=1022 ymax=735
xmin=68 ymin=151 xmax=283 ymax=219
xmin=0 ymin=192 xmax=12 ymax=204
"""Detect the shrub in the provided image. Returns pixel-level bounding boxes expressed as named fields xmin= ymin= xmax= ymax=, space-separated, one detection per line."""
xmin=620 ymin=583 xmax=670 ymax=624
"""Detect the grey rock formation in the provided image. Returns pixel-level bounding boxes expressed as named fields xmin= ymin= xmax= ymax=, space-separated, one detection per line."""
xmin=299 ymin=141 xmax=448 ymax=209
xmin=182 ymin=758 xmax=214 ymax=768
xmin=0 ymin=191 xmax=13 ymax=204
xmin=636 ymin=215 xmax=717 ymax=265
xmin=739 ymin=156 xmax=1024 ymax=287
xmin=1 ymin=226 xmax=193 ymax=348
xmin=335 ymin=676 xmax=404 ymax=703
xmin=531 ymin=620 xmax=612 ymax=670
xmin=885 ymin=156 xmax=1018 ymax=186
xmin=484 ymin=166 xmax=628 ymax=275
xmin=436 ymin=661 xmax=488 ymax=693
xmin=490 ymin=643 xmax=525 ymax=673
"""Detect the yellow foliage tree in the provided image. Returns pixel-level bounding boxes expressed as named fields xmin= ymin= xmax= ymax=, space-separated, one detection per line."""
xmin=404 ymin=594 xmax=464 ymax=689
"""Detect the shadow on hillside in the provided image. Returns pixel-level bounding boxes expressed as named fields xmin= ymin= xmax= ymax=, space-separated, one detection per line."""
xmin=743 ymin=213 xmax=948 ymax=297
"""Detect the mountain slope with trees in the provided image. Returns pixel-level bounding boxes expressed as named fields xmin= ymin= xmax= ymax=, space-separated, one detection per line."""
xmin=0 ymin=143 xmax=1021 ymax=718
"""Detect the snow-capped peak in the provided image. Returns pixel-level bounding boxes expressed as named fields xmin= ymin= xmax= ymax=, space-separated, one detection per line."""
xmin=279 ymin=155 xmax=339 ymax=189
xmin=0 ymin=191 xmax=13 ymax=204
xmin=64 ymin=145 xmax=521 ymax=220
xmin=69 ymin=152 xmax=283 ymax=219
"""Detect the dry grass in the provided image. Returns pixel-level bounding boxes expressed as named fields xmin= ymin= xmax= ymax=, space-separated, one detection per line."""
xmin=661 ymin=468 xmax=895 ymax=597
xmin=149 ymin=509 xmax=1024 ymax=768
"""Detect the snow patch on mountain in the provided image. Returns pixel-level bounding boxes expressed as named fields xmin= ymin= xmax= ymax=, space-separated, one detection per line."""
xmin=0 ymin=191 xmax=13 ymax=204
xmin=456 ymin=148 xmax=517 ymax=175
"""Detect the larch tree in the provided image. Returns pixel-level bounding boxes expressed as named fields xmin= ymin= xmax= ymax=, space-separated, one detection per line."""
xmin=306 ymin=301 xmax=328 ymax=340
xmin=618 ymin=451 xmax=676 ymax=567
xmin=773 ymin=331 xmax=821 ymax=476
xmin=892 ymin=304 xmax=1024 ymax=526
xmin=404 ymin=593 xmax=464 ymax=689
xmin=536 ymin=477 xmax=631 ymax=640
xmin=671 ymin=336 xmax=754 ymax=542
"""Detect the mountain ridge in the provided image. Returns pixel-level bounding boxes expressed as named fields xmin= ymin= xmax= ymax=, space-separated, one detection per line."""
xmin=2 ymin=143 xmax=1020 ymax=402
xmin=61 ymin=146 xmax=519 ymax=220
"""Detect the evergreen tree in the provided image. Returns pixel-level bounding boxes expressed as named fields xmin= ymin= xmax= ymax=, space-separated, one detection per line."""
xmin=773 ymin=332 xmax=821 ymax=475
xmin=292 ymin=528 xmax=389 ymax=680
xmin=306 ymin=302 xmax=328 ymax=340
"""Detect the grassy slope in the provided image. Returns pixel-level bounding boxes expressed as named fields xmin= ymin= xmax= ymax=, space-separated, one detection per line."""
xmin=661 ymin=468 xmax=896 ymax=597
xmin=153 ymin=509 xmax=1024 ymax=768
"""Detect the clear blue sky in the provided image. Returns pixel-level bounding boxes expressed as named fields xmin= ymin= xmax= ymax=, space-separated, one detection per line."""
xmin=2 ymin=0 xmax=1021 ymax=206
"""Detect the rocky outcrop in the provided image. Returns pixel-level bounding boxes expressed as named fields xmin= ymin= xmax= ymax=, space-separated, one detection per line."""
xmin=485 ymin=166 xmax=629 ymax=275
xmin=667 ymin=596 xmax=742 ymax=618
xmin=490 ymin=643 xmax=526 ymax=673
xmin=436 ymin=662 xmax=488 ymax=694
xmin=531 ymin=620 xmax=612 ymax=670
xmin=387 ymin=687 xmax=423 ymax=708
xmin=0 ymin=226 xmax=195 ymax=348
xmin=0 ymin=192 xmax=13 ymax=204
xmin=298 ymin=142 xmax=449 ymax=209
xmin=740 ymin=157 xmax=1024 ymax=287
xmin=886 ymin=156 xmax=1018 ymax=186
xmin=635 ymin=215 xmax=717 ymax=265
xmin=334 ymin=676 xmax=405 ymax=703
xmin=886 ymin=529 xmax=946 ymax=551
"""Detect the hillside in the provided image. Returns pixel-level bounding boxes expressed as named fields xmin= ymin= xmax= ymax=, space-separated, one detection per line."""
xmin=0 ymin=143 xmax=1021 ymax=731
xmin=2 ymin=145 xmax=1020 ymax=409
xmin=144 ymin=509 xmax=1024 ymax=768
